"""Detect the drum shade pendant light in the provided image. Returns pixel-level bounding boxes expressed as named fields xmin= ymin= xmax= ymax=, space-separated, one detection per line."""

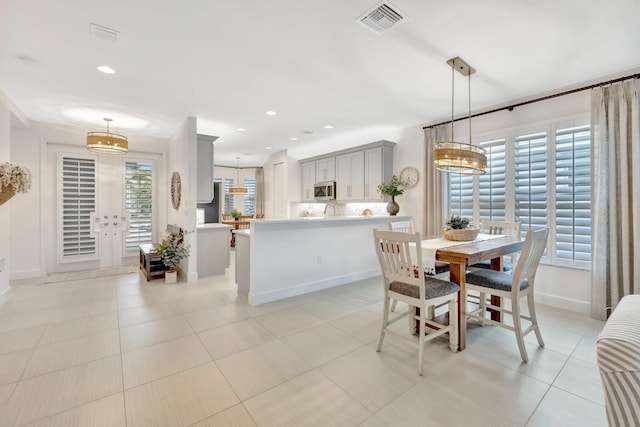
xmin=229 ymin=157 xmax=248 ymax=194
xmin=433 ymin=57 xmax=487 ymax=175
xmin=86 ymin=118 xmax=128 ymax=154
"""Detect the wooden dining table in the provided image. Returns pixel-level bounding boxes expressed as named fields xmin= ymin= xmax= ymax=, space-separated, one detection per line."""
xmin=425 ymin=235 xmax=524 ymax=351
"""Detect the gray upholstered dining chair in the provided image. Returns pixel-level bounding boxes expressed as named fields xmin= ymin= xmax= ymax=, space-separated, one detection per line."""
xmin=465 ymin=228 xmax=548 ymax=363
xmin=469 ymin=220 xmax=521 ymax=272
xmin=373 ymin=229 xmax=459 ymax=375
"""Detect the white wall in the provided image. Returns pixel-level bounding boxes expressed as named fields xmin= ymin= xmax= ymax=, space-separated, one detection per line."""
xmin=167 ymin=117 xmax=198 ymax=282
xmin=263 ymin=150 xmax=299 ymax=218
xmin=0 ymin=95 xmax=11 ymax=294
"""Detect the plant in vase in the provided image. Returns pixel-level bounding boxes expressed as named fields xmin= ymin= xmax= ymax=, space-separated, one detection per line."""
xmin=231 ymin=208 xmax=242 ymax=220
xmin=155 ymin=232 xmax=190 ymax=283
xmin=377 ymin=175 xmax=405 ymax=216
xmin=442 ymin=215 xmax=479 ymax=241
xmin=0 ymin=162 xmax=32 ymax=205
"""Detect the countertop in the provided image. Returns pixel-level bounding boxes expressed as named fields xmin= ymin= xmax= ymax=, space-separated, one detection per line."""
xmin=197 ymin=223 xmax=233 ymax=230
xmin=251 ymin=215 xmax=409 ymax=225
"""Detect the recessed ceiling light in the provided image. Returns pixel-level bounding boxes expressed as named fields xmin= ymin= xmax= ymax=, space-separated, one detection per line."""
xmin=237 ymin=128 xmax=246 ymax=132
xmin=97 ymin=65 xmax=116 ymax=74
xmin=265 ymin=110 xmax=277 ymax=116
xmin=290 ymin=137 xmax=298 ymax=141
xmin=265 ymin=146 xmax=272 ymax=150
xmin=323 ymin=124 xmax=334 ymax=129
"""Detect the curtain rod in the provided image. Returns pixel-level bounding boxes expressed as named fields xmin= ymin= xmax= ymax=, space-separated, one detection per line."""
xmin=422 ymin=72 xmax=640 ymax=130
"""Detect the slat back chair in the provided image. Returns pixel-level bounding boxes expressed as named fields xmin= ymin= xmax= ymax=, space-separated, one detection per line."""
xmin=465 ymin=228 xmax=548 ymax=362
xmin=470 ymin=220 xmax=521 ymax=272
xmin=373 ymin=229 xmax=459 ymax=375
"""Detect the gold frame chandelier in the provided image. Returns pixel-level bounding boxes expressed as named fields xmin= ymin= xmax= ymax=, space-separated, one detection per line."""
xmin=433 ymin=57 xmax=487 ymax=175
xmin=229 ymin=157 xmax=248 ymax=194
xmin=86 ymin=118 xmax=128 ymax=154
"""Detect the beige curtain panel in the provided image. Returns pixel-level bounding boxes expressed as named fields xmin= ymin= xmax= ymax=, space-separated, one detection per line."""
xmin=591 ymin=78 xmax=640 ymax=320
xmin=423 ymin=125 xmax=448 ymax=238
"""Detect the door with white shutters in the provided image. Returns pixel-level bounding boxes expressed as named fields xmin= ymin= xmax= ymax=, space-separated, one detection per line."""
xmin=50 ymin=145 xmax=159 ymax=272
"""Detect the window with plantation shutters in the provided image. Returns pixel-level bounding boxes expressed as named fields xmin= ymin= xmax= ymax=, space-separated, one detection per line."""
xmin=124 ymin=160 xmax=153 ymax=252
xmin=243 ymin=178 xmax=256 ymax=215
xmin=448 ymin=173 xmax=474 ymax=219
xmin=555 ymin=125 xmax=591 ymax=268
xmin=514 ymin=131 xmax=548 ymax=237
xmin=59 ymin=155 xmax=97 ymax=262
xmin=478 ymin=138 xmax=506 ymax=222
xmin=222 ymin=178 xmax=234 ymax=213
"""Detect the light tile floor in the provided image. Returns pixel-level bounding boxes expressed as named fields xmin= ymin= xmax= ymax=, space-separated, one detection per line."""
xmin=0 ymin=260 xmax=607 ymax=427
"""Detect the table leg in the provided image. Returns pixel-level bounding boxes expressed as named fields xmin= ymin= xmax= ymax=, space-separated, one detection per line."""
xmin=489 ymin=257 xmax=503 ymax=322
xmin=449 ymin=262 xmax=466 ymax=351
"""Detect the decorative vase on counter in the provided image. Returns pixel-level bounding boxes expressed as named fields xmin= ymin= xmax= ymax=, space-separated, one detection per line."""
xmin=387 ymin=195 xmax=400 ymax=216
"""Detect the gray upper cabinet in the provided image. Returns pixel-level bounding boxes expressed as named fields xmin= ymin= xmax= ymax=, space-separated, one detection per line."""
xmin=300 ymin=140 xmax=395 ymax=203
xmin=197 ymin=134 xmax=217 ymax=203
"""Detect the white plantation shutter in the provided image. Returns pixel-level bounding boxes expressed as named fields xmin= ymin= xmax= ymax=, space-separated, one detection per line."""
xmin=449 ymin=173 xmax=474 ymax=219
xmin=124 ymin=160 xmax=153 ymax=252
xmin=514 ymin=131 xmax=548 ymax=238
xmin=243 ymin=178 xmax=256 ymax=215
xmin=59 ymin=155 xmax=97 ymax=262
xmin=555 ymin=125 xmax=591 ymax=267
xmin=479 ymin=139 xmax=506 ymax=222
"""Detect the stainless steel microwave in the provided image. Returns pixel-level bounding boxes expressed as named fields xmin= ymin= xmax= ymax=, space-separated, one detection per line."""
xmin=314 ymin=181 xmax=336 ymax=200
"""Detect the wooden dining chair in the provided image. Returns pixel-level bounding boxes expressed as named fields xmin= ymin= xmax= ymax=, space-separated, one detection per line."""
xmin=373 ymin=229 xmax=459 ymax=375
xmin=222 ymin=214 xmax=233 ymax=221
xmin=470 ymin=220 xmax=521 ymax=272
xmin=465 ymin=228 xmax=548 ymax=362
xmin=388 ymin=220 xmax=450 ymax=313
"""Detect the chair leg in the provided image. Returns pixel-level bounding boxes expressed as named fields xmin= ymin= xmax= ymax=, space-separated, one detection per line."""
xmin=478 ymin=292 xmax=486 ymax=326
xmin=511 ymin=295 xmax=529 ymax=363
xmin=418 ymin=305 xmax=426 ymax=376
xmin=448 ymin=297 xmax=458 ymax=353
xmin=377 ymin=297 xmax=390 ymax=352
xmin=390 ymin=298 xmax=398 ymax=312
xmin=527 ymin=292 xmax=545 ymax=347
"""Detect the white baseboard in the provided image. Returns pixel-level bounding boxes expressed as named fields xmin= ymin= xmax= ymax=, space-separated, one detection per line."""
xmin=10 ymin=269 xmax=44 ymax=280
xmin=249 ymin=269 xmax=379 ymax=305
xmin=535 ymin=291 xmax=590 ymax=315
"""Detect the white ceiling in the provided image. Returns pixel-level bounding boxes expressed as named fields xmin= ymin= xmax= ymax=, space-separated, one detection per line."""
xmin=2 ymin=0 xmax=639 ymax=166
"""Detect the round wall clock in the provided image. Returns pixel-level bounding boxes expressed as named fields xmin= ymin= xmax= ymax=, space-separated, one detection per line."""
xmin=171 ymin=171 xmax=181 ymax=209
xmin=399 ymin=166 xmax=420 ymax=188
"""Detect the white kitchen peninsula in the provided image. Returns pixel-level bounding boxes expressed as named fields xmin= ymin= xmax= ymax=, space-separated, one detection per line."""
xmin=238 ymin=215 xmax=411 ymax=305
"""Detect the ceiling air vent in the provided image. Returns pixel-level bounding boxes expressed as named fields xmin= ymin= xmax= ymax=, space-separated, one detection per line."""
xmin=90 ymin=23 xmax=120 ymax=42
xmin=357 ymin=2 xmax=405 ymax=35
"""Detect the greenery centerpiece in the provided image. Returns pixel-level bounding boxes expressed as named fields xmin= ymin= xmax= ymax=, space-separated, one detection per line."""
xmin=377 ymin=175 xmax=405 ymax=216
xmin=155 ymin=232 xmax=190 ymax=282
xmin=442 ymin=215 xmax=479 ymax=241
xmin=231 ymin=208 xmax=242 ymax=220
xmin=0 ymin=162 xmax=32 ymax=205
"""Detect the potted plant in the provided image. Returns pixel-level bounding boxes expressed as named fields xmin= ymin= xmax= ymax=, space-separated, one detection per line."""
xmin=377 ymin=175 xmax=405 ymax=216
xmin=442 ymin=215 xmax=479 ymax=241
xmin=0 ymin=162 xmax=32 ymax=205
xmin=231 ymin=208 xmax=242 ymax=220
xmin=155 ymin=232 xmax=190 ymax=283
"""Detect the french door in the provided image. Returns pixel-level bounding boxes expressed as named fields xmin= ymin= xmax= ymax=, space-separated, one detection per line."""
xmin=47 ymin=144 xmax=159 ymax=273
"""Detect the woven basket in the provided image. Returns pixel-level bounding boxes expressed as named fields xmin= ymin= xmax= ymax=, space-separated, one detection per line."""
xmin=0 ymin=185 xmax=16 ymax=206
xmin=442 ymin=226 xmax=479 ymax=241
